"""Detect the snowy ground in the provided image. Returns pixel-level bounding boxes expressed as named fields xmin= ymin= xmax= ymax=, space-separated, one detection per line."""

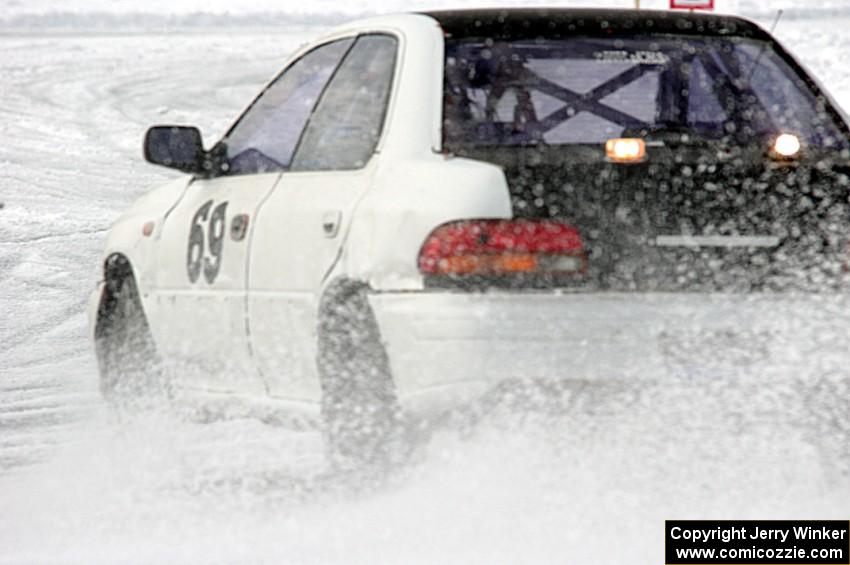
xmin=2 ymin=6 xmax=850 ymax=564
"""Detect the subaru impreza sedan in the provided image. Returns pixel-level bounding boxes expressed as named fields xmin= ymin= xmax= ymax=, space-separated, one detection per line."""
xmin=90 ymin=8 xmax=850 ymax=462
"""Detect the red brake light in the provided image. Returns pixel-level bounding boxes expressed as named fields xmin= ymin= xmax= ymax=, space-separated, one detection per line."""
xmin=418 ymin=219 xmax=586 ymax=276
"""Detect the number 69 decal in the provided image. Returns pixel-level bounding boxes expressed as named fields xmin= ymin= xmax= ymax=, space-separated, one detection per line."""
xmin=187 ymin=199 xmax=228 ymax=284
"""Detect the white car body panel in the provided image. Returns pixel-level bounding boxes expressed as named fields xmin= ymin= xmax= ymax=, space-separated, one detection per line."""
xmin=150 ymin=173 xmax=281 ymax=394
xmin=349 ymin=155 xmax=512 ymax=291
xmin=248 ymin=165 xmax=377 ymax=402
xmin=371 ymin=292 xmax=850 ymax=415
xmin=103 ymin=176 xmax=192 ymax=295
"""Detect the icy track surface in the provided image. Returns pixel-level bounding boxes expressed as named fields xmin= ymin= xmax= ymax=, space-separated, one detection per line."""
xmin=2 ymin=16 xmax=850 ymax=564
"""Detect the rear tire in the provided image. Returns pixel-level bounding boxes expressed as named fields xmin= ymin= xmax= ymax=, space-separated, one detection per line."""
xmin=94 ymin=257 xmax=169 ymax=412
xmin=316 ymin=280 xmax=405 ymax=470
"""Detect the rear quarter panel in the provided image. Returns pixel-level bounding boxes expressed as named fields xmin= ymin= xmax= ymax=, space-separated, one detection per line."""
xmin=344 ymin=155 xmax=512 ymax=290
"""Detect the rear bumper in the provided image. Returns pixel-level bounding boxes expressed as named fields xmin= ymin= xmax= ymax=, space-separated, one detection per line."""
xmin=369 ymin=290 xmax=850 ymax=413
xmin=370 ymin=291 xmax=664 ymax=412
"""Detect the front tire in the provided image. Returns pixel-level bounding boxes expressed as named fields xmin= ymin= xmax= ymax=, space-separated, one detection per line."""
xmin=316 ymin=280 xmax=404 ymax=469
xmin=94 ymin=257 xmax=169 ymax=411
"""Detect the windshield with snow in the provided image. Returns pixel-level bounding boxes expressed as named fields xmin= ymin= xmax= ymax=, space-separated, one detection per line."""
xmin=444 ymin=35 xmax=846 ymax=149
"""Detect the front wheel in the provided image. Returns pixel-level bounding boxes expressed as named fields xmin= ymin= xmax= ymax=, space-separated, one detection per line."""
xmin=94 ymin=258 xmax=169 ymax=412
xmin=316 ymin=280 xmax=406 ymax=470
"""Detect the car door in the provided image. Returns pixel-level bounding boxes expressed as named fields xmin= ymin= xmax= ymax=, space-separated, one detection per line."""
xmin=150 ymin=38 xmax=354 ymax=394
xmin=248 ymin=34 xmax=399 ymax=401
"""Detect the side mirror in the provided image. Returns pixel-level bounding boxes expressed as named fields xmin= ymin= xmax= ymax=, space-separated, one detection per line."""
xmin=143 ymin=125 xmax=205 ymax=173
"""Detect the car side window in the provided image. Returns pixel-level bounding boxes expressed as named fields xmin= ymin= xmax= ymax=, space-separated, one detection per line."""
xmin=290 ymin=34 xmax=398 ymax=171
xmin=223 ymin=38 xmax=354 ymax=176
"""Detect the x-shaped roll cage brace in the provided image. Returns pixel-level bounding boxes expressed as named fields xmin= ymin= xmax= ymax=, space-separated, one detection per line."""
xmin=482 ymin=49 xmax=770 ymax=137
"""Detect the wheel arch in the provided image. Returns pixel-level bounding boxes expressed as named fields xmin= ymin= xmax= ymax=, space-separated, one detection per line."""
xmin=94 ymin=252 xmax=141 ymax=340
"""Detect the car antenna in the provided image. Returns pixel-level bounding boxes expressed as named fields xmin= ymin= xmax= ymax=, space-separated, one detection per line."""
xmin=769 ymin=8 xmax=785 ymax=34
xmin=747 ymin=9 xmax=784 ymax=81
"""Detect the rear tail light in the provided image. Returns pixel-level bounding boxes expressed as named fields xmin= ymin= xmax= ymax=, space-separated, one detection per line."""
xmin=418 ymin=220 xmax=586 ymax=276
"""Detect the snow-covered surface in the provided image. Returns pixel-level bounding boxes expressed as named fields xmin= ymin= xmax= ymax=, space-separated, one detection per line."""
xmin=2 ymin=5 xmax=850 ymax=564
xmin=3 ymin=0 xmax=850 ymax=16
xmin=4 ymin=0 xmax=850 ymax=30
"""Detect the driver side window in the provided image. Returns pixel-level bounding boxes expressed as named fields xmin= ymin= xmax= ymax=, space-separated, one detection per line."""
xmin=222 ymin=38 xmax=353 ymax=176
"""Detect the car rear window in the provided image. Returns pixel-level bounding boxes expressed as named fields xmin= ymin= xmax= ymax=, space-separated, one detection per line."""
xmin=443 ymin=35 xmax=847 ymax=150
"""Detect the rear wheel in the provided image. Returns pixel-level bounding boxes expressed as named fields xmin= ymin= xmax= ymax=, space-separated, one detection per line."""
xmin=316 ymin=280 xmax=406 ymax=470
xmin=94 ymin=256 xmax=169 ymax=411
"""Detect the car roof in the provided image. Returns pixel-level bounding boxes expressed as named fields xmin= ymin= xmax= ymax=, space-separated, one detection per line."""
xmin=420 ymin=8 xmax=770 ymax=41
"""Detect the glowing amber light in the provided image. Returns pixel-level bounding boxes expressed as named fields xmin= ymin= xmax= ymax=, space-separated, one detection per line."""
xmin=773 ymin=133 xmax=802 ymax=158
xmin=606 ymin=138 xmax=647 ymax=163
xmin=436 ymin=254 xmax=538 ymax=275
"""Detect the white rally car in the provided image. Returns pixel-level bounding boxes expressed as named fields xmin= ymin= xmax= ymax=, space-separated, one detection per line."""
xmin=91 ymin=9 xmax=850 ymax=461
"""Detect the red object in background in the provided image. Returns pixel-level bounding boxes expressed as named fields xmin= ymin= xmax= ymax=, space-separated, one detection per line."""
xmin=670 ymin=0 xmax=714 ymax=10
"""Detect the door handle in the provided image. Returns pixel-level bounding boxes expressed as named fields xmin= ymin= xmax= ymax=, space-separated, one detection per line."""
xmin=322 ymin=210 xmax=341 ymax=238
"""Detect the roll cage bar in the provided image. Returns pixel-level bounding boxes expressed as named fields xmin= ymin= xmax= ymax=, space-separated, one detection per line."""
xmin=449 ymin=39 xmax=775 ymax=142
